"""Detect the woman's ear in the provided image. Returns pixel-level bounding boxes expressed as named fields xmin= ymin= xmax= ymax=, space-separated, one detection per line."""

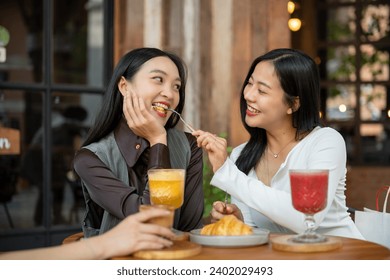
xmin=293 ymin=96 xmax=300 ymax=112
xmin=118 ymin=76 xmax=128 ymax=97
xmin=288 ymin=96 xmax=300 ymax=114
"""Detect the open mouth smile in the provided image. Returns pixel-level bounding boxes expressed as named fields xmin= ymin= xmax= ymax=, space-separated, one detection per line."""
xmin=247 ymin=104 xmax=260 ymax=114
xmin=152 ymin=103 xmax=169 ymax=116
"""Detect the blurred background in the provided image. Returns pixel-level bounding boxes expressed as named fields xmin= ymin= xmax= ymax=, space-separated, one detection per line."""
xmin=0 ymin=0 xmax=389 ymax=251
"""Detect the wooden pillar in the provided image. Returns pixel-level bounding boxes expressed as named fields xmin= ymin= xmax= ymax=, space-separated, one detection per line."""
xmin=144 ymin=0 xmax=163 ymax=48
xmin=229 ymin=0 xmax=291 ymax=147
xmin=182 ymin=0 xmax=201 ymax=130
xmin=267 ymin=0 xmax=290 ymax=50
xmin=210 ymin=0 xmax=233 ymax=135
xmin=250 ymin=0 xmax=269 ymax=57
xmin=229 ymin=0 xmax=252 ymax=147
xmin=114 ymin=0 xmax=144 ymax=63
xmin=199 ymin=0 xmax=212 ymax=132
xmin=166 ymin=0 xmax=184 ymax=53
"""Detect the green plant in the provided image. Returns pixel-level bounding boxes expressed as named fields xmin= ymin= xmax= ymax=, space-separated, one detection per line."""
xmin=202 ymin=132 xmax=232 ymax=217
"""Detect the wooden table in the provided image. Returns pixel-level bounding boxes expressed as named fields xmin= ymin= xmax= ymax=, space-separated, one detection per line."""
xmin=63 ymin=232 xmax=390 ymax=260
xmin=119 ymin=234 xmax=390 ymax=260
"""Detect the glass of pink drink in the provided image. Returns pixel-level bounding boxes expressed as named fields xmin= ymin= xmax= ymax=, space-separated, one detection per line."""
xmin=289 ymin=169 xmax=329 ymax=243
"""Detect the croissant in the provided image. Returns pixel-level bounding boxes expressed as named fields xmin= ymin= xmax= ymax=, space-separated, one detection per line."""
xmin=201 ymin=215 xmax=253 ymax=236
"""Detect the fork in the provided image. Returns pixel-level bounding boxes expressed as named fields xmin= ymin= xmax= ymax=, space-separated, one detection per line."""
xmin=167 ymin=108 xmax=196 ymax=133
xmin=223 ymin=191 xmax=229 ymax=213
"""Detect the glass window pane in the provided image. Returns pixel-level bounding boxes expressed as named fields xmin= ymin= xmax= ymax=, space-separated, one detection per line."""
xmin=50 ymin=92 xmax=87 ymax=226
xmin=53 ymin=0 xmax=104 ymax=87
xmin=326 ymin=0 xmax=355 ymax=3
xmin=328 ymin=124 xmax=356 ymax=163
xmin=0 ymin=89 xmax=43 ymax=229
xmin=327 ymin=7 xmax=356 ymax=42
xmin=0 ymin=1 xmax=43 ymax=83
xmin=50 ymin=91 xmax=102 ymax=226
xmin=360 ymin=4 xmax=389 ymax=42
xmin=360 ymin=45 xmax=389 ymax=82
xmin=360 ymin=84 xmax=387 ymax=121
xmin=360 ymin=124 xmax=390 ymax=163
xmin=326 ymin=85 xmax=356 ymax=121
xmin=51 ymin=92 xmax=103 ymax=127
xmin=327 ymin=46 xmax=356 ymax=81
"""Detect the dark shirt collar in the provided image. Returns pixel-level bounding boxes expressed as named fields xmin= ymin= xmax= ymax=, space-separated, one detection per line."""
xmin=114 ymin=118 xmax=150 ymax=168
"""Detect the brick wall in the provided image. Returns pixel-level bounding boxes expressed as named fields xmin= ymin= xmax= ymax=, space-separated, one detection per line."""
xmin=346 ymin=166 xmax=390 ymax=211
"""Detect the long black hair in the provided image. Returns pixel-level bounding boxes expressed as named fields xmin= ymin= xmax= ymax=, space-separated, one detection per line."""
xmin=235 ymin=48 xmax=322 ymax=174
xmin=82 ymin=47 xmax=187 ymax=147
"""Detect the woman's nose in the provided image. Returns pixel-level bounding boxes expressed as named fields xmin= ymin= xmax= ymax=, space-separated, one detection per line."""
xmin=161 ymin=85 xmax=176 ymax=98
xmin=244 ymin=87 xmax=256 ymax=101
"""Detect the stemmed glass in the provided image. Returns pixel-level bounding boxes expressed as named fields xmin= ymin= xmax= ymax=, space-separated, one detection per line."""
xmin=289 ymin=169 xmax=329 ymax=243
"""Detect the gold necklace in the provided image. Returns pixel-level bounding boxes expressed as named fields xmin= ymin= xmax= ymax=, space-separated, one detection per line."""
xmin=268 ymin=138 xmax=295 ymax=158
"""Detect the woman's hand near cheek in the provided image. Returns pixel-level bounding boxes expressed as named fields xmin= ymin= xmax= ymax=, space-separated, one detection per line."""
xmin=123 ymin=91 xmax=167 ymax=146
xmin=210 ymin=201 xmax=244 ymax=223
xmin=192 ymin=130 xmax=228 ymax=172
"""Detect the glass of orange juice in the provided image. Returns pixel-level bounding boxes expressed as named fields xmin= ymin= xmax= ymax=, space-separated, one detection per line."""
xmin=147 ymin=169 xmax=185 ymax=209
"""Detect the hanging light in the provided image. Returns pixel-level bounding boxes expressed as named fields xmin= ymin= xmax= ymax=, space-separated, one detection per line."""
xmin=287 ymin=1 xmax=302 ymax=32
xmin=288 ymin=18 xmax=302 ymax=32
xmin=287 ymin=1 xmax=295 ymax=14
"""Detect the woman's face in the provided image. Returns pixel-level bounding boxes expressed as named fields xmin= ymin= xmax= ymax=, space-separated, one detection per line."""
xmin=124 ymin=56 xmax=181 ymax=126
xmin=243 ymin=61 xmax=293 ymax=130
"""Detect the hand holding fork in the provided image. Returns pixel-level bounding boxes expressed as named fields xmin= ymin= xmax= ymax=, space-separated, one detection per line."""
xmin=222 ymin=191 xmax=229 ymax=214
xmin=160 ymin=107 xmax=232 ymax=217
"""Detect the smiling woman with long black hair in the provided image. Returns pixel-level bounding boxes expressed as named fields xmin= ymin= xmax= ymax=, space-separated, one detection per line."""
xmin=74 ymin=48 xmax=204 ymax=238
xmin=193 ymin=48 xmax=363 ymax=240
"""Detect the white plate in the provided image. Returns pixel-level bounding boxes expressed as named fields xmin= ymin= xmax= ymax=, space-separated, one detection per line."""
xmin=189 ymin=228 xmax=270 ymax=248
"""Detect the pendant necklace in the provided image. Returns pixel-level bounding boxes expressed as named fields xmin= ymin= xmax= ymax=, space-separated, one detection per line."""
xmin=268 ymin=138 xmax=296 ymax=159
xmin=266 ymin=152 xmax=271 ymax=186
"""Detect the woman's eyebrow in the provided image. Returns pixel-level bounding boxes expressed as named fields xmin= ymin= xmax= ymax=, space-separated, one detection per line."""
xmin=257 ymin=80 xmax=271 ymax=89
xmin=150 ymin=69 xmax=167 ymax=75
xmin=250 ymin=75 xmax=271 ymax=89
